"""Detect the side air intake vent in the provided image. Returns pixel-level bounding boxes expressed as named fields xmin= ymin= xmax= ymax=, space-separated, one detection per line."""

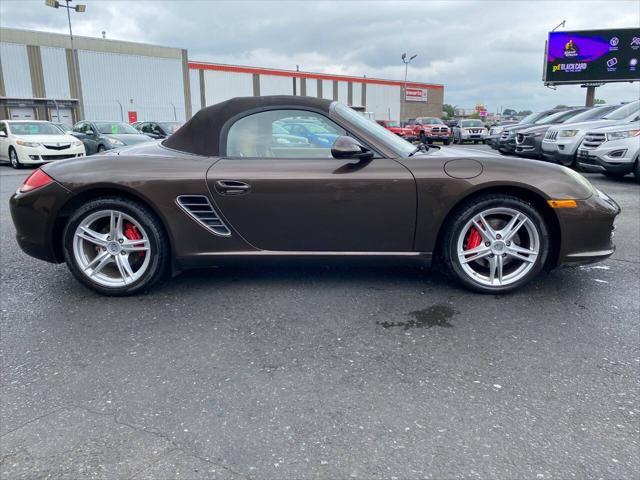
xmin=176 ymin=195 xmax=231 ymax=237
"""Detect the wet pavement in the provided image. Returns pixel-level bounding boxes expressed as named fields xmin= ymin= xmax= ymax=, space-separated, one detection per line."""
xmin=1 ymin=147 xmax=638 ymax=479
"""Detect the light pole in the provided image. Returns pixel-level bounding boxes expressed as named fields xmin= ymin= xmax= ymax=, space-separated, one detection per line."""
xmin=401 ymin=53 xmax=417 ymax=121
xmin=45 ymin=0 xmax=86 ymax=120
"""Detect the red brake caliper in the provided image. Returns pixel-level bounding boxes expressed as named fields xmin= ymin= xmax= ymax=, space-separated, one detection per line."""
xmin=464 ymin=227 xmax=482 ymax=251
xmin=123 ymin=222 xmax=145 ymax=259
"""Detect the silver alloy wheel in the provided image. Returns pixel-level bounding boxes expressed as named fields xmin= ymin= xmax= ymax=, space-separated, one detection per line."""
xmin=456 ymin=207 xmax=540 ymax=287
xmin=72 ymin=209 xmax=151 ymax=288
xmin=9 ymin=149 xmax=19 ymax=168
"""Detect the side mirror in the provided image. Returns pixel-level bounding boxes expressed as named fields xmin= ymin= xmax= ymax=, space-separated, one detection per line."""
xmin=0 ymin=131 xmax=7 ymax=138
xmin=85 ymin=129 xmax=95 ymax=136
xmin=331 ymin=136 xmax=373 ymax=161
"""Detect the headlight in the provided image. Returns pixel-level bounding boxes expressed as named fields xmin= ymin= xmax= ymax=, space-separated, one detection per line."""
xmin=606 ymin=129 xmax=640 ymax=140
xmin=559 ymin=130 xmax=579 ymax=137
xmin=106 ymin=137 xmax=124 ymax=146
xmin=16 ymin=140 xmax=41 ymax=148
xmin=72 ymin=140 xmax=83 ymax=147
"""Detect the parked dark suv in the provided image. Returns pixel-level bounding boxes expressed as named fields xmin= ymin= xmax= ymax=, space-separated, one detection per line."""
xmin=497 ymin=109 xmax=568 ymax=155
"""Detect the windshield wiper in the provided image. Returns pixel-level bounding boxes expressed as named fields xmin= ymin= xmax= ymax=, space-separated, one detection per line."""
xmin=408 ymin=144 xmax=428 ymax=157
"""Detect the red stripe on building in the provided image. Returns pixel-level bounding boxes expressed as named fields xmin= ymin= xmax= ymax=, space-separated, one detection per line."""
xmin=188 ymin=61 xmax=444 ymax=90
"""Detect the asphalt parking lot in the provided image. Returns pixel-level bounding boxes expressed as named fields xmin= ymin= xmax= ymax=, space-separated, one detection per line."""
xmin=1 ymin=144 xmax=638 ymax=479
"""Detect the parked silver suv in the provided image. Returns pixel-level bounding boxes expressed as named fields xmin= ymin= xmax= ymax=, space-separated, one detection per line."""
xmin=541 ymin=100 xmax=640 ymax=167
xmin=577 ymin=122 xmax=640 ymax=182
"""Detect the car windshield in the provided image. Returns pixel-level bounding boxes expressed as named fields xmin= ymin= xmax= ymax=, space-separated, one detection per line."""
xmin=420 ymin=118 xmax=443 ymax=125
xmin=518 ymin=112 xmax=539 ymax=124
xmin=603 ymin=100 xmax=640 ymax=120
xmin=461 ymin=120 xmax=484 ymax=127
xmin=8 ymin=122 xmax=62 ymax=135
xmin=95 ymin=122 xmax=139 ymax=134
xmin=567 ymin=106 xmax=617 ymax=122
xmin=537 ymin=110 xmax=576 ymax=125
xmin=334 ymin=103 xmax=416 ymax=157
xmin=158 ymin=122 xmax=183 ymax=133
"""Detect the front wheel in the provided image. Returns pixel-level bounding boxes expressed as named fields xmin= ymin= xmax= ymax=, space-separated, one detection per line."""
xmin=97 ymin=145 xmax=106 ymax=153
xmin=439 ymin=195 xmax=550 ymax=293
xmin=63 ymin=197 xmax=168 ymax=295
xmin=9 ymin=147 xmax=22 ymax=169
xmin=443 ymin=139 xmax=451 ymax=146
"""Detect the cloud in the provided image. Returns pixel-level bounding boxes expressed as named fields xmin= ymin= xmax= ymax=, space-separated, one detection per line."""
xmin=1 ymin=0 xmax=639 ymax=112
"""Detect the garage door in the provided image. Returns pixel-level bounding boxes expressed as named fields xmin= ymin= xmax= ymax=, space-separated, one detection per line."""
xmin=10 ymin=107 xmax=36 ymax=120
xmin=49 ymin=108 xmax=73 ymax=127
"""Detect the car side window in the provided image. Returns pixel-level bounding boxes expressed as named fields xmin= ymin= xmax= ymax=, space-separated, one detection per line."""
xmin=0 ymin=122 xmax=7 ymax=135
xmin=73 ymin=122 xmax=85 ymax=133
xmin=226 ymin=109 xmax=346 ymax=159
xmin=141 ymin=123 xmax=152 ymax=133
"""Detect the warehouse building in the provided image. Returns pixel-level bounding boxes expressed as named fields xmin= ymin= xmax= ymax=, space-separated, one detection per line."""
xmin=1 ymin=27 xmax=444 ymax=127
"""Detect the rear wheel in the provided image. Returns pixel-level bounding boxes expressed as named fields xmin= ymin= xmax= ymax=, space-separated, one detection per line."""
xmin=97 ymin=145 xmax=106 ymax=153
xmin=63 ymin=197 xmax=168 ymax=295
xmin=9 ymin=147 xmax=21 ymax=169
xmin=443 ymin=139 xmax=451 ymax=145
xmin=440 ymin=195 xmax=549 ymax=293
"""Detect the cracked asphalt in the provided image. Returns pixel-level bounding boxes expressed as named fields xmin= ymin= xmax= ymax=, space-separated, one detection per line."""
xmin=1 ymin=145 xmax=639 ymax=479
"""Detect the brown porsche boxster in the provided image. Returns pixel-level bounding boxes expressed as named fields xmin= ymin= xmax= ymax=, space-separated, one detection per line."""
xmin=10 ymin=96 xmax=620 ymax=295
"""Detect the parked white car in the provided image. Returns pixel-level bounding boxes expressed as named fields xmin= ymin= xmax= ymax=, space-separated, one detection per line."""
xmin=577 ymin=122 xmax=640 ymax=181
xmin=0 ymin=120 xmax=86 ymax=169
xmin=541 ymin=100 xmax=640 ymax=167
xmin=452 ymin=119 xmax=488 ymax=144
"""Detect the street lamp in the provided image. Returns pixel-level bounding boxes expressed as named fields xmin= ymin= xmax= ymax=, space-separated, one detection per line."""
xmin=401 ymin=53 xmax=417 ymax=120
xmin=45 ymin=0 xmax=86 ymax=118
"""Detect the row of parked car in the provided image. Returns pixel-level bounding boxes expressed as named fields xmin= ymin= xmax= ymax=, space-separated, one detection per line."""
xmin=376 ymin=117 xmax=493 ymax=146
xmin=486 ymin=100 xmax=639 ymax=180
xmin=0 ymin=119 xmax=183 ymax=168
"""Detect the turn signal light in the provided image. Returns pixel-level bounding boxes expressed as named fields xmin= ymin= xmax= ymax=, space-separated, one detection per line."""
xmin=20 ymin=169 xmax=53 ymax=193
xmin=547 ymin=199 xmax=577 ymax=209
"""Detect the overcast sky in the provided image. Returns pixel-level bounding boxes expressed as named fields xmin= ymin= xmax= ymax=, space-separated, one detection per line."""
xmin=1 ymin=0 xmax=639 ymax=112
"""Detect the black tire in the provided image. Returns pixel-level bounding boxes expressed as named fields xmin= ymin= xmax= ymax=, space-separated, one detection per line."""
xmin=62 ymin=197 xmax=168 ymax=296
xmin=97 ymin=145 xmax=106 ymax=153
xmin=9 ymin=147 xmax=22 ymax=169
xmin=419 ymin=131 xmax=427 ymax=144
xmin=443 ymin=139 xmax=451 ymax=146
xmin=439 ymin=194 xmax=550 ymax=294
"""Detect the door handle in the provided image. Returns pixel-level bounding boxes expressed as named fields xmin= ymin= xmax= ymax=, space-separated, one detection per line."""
xmin=215 ymin=180 xmax=251 ymax=195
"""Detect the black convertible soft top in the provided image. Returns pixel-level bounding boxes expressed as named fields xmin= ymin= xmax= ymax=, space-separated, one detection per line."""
xmin=163 ymin=95 xmax=334 ymax=157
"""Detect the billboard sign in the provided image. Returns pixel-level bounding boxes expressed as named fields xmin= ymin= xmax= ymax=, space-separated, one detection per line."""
xmin=406 ymin=87 xmax=428 ymax=102
xmin=544 ymin=28 xmax=640 ymax=84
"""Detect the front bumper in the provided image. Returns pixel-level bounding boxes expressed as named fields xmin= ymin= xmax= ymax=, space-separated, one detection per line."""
xmin=555 ymin=190 xmax=620 ymax=266
xmin=576 ymin=140 xmax=638 ymax=174
xmin=9 ymin=180 xmax=72 ymax=263
xmin=515 ymin=136 xmax=543 ymax=158
xmin=16 ymin=144 xmax=85 ymax=164
xmin=577 ymin=151 xmax=636 ymax=175
xmin=498 ymin=137 xmax=516 ymax=153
